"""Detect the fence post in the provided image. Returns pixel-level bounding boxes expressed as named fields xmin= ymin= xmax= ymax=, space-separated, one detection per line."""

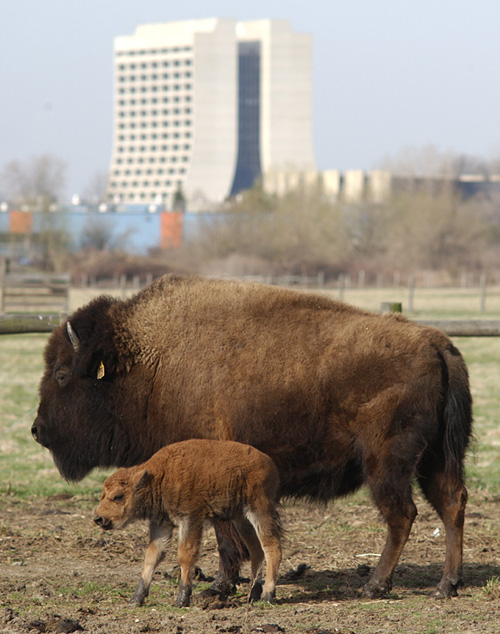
xmin=380 ymin=302 xmax=402 ymax=314
xmin=338 ymin=274 xmax=345 ymax=301
xmin=0 ymin=258 xmax=5 ymax=313
xmin=357 ymin=270 xmax=365 ymax=289
xmin=408 ymin=275 xmax=415 ymax=312
xmin=480 ymin=273 xmax=487 ymax=313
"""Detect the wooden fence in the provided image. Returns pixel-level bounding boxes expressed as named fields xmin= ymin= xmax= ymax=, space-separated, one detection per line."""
xmin=0 ymin=312 xmax=499 ymax=338
xmin=0 ymin=261 xmax=70 ymax=315
xmin=0 ymin=267 xmax=499 ymax=336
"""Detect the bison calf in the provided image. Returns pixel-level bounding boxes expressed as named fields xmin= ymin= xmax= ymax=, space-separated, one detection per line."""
xmin=93 ymin=439 xmax=282 ymax=607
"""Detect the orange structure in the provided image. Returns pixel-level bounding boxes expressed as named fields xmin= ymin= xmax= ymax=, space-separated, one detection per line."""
xmin=160 ymin=212 xmax=183 ymax=249
xmin=9 ymin=211 xmax=32 ymax=234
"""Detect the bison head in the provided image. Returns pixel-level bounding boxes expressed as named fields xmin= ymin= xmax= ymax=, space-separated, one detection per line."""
xmin=32 ymin=296 xmax=150 ymax=481
xmin=93 ymin=468 xmax=153 ymax=530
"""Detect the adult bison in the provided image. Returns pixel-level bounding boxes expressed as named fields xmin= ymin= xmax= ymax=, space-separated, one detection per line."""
xmin=32 ymin=274 xmax=472 ymax=599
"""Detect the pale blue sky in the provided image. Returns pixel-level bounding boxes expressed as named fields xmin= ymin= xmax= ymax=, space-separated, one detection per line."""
xmin=1 ymin=0 xmax=499 ymax=198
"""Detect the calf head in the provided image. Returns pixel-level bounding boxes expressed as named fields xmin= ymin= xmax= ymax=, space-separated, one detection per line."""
xmin=93 ymin=468 xmax=152 ymax=530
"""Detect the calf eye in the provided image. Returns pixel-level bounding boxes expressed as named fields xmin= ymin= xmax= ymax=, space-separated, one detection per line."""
xmin=112 ymin=494 xmax=124 ymax=502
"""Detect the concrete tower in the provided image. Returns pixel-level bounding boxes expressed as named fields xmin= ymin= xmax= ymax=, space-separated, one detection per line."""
xmin=106 ymin=19 xmax=315 ymax=211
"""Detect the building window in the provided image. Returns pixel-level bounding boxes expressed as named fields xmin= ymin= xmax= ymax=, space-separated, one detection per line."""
xmin=230 ymin=40 xmax=262 ymax=196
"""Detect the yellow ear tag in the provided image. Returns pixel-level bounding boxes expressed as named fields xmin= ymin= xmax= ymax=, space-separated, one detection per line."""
xmin=97 ymin=361 xmax=105 ymax=380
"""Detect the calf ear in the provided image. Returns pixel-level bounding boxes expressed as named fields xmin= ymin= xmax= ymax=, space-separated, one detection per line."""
xmin=133 ymin=470 xmax=152 ymax=491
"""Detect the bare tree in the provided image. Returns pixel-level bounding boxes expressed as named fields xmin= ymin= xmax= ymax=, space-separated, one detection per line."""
xmin=1 ymin=154 xmax=66 ymax=210
xmin=186 ymin=183 xmax=348 ymax=276
xmin=82 ymin=170 xmax=108 ymax=205
xmin=377 ymin=145 xmax=458 ymax=178
xmin=1 ymin=155 xmax=68 ymax=270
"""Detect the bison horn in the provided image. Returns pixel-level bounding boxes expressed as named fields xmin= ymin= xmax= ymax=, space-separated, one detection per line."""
xmin=66 ymin=321 xmax=80 ymax=352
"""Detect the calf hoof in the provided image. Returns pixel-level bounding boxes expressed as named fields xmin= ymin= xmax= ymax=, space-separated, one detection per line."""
xmin=361 ymin=577 xmax=392 ymax=599
xmin=248 ymin=580 xmax=263 ymax=603
xmin=261 ymin=590 xmax=276 ymax=604
xmin=129 ymin=580 xmax=148 ymax=606
xmin=177 ymin=584 xmax=192 ymax=608
xmin=129 ymin=594 xmax=145 ymax=607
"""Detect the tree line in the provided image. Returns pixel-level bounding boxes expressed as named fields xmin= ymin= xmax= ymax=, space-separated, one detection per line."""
xmin=1 ymin=151 xmax=499 ymax=284
xmin=182 ymin=182 xmax=499 ymax=284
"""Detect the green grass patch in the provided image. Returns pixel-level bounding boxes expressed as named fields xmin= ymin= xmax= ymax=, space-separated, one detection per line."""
xmin=1 ymin=288 xmax=500 ymax=500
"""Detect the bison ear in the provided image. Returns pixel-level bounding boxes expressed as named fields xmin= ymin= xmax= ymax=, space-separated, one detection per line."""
xmin=133 ymin=469 xmax=152 ymax=491
xmin=74 ymin=347 xmax=118 ymax=380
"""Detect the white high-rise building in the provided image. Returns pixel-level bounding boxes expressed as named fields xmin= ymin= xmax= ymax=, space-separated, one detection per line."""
xmin=106 ymin=18 xmax=316 ymax=211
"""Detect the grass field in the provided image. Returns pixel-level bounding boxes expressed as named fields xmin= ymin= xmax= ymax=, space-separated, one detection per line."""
xmin=1 ymin=286 xmax=500 ymax=633
xmin=3 ymin=285 xmax=498 ymax=497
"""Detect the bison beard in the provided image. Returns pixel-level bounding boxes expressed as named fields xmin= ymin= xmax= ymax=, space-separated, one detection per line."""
xmin=32 ymin=274 xmax=473 ymax=600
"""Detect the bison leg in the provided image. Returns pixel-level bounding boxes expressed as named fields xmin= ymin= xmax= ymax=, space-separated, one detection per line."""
xmin=233 ymin=517 xmax=265 ymax=602
xmin=362 ymin=482 xmax=417 ymax=599
xmin=211 ymin=518 xmax=249 ymax=594
xmin=129 ymin=522 xmax=172 ymax=606
xmin=176 ymin=515 xmax=204 ymax=607
xmin=418 ymin=470 xmax=468 ymax=598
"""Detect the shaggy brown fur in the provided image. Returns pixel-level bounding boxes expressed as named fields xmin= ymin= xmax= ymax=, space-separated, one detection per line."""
xmin=93 ymin=439 xmax=282 ymax=607
xmin=33 ymin=274 xmax=472 ymax=599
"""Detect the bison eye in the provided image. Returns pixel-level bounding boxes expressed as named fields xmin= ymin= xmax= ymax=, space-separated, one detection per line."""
xmin=55 ymin=367 xmax=71 ymax=386
xmin=112 ymin=494 xmax=124 ymax=502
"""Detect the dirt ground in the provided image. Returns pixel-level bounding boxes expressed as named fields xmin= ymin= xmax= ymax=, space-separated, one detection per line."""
xmin=1 ymin=490 xmax=500 ymax=634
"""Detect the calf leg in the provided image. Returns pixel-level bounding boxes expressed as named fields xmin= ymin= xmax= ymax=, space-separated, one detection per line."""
xmin=245 ymin=506 xmax=282 ymax=603
xmin=176 ymin=515 xmax=204 ymax=607
xmin=129 ymin=522 xmax=173 ymax=606
xmin=418 ymin=469 xmax=468 ymax=598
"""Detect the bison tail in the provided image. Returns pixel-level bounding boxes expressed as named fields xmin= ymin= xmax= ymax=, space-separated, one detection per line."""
xmin=441 ymin=344 xmax=473 ymax=479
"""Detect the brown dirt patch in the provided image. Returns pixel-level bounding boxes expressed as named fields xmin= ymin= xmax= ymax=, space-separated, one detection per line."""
xmin=1 ymin=491 xmax=500 ymax=633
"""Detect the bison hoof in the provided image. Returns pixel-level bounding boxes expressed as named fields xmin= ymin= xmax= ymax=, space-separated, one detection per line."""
xmin=177 ymin=584 xmax=192 ymax=608
xmin=248 ymin=580 xmax=263 ymax=603
xmin=361 ymin=578 xmax=392 ymax=599
xmin=210 ymin=570 xmax=237 ymax=596
xmin=434 ymin=579 xmax=460 ymax=599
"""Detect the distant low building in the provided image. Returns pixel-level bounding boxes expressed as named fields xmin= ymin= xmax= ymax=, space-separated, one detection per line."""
xmin=262 ymin=168 xmax=500 ymax=204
